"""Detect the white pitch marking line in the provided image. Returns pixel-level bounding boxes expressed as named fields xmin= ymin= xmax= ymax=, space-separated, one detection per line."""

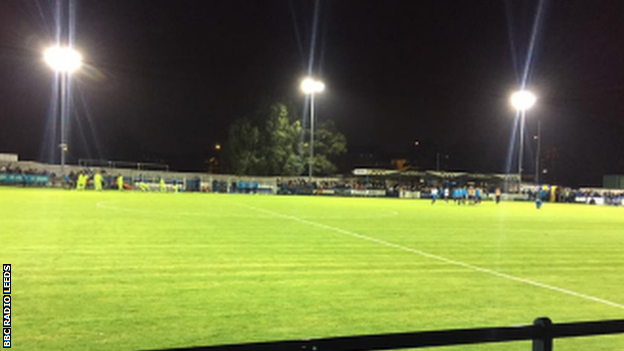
xmin=241 ymin=203 xmax=624 ymax=311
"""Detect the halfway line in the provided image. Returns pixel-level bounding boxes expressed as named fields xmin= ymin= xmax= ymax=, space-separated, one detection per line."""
xmin=240 ymin=203 xmax=624 ymax=311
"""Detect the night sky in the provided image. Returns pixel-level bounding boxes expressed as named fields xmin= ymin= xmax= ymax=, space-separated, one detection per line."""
xmin=1 ymin=0 xmax=623 ymax=186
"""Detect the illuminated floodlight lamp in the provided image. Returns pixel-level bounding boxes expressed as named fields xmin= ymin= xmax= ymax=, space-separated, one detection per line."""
xmin=510 ymin=90 xmax=536 ymax=111
xmin=300 ymin=77 xmax=325 ymax=94
xmin=44 ymin=46 xmax=83 ymax=73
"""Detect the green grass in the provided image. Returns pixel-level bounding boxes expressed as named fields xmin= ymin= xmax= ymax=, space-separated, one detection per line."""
xmin=1 ymin=186 xmax=624 ymax=351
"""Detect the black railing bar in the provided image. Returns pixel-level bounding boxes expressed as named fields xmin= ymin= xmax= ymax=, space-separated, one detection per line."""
xmin=142 ymin=319 xmax=624 ymax=351
xmin=550 ymin=319 xmax=624 ymax=338
xmin=144 ymin=326 xmax=534 ymax=351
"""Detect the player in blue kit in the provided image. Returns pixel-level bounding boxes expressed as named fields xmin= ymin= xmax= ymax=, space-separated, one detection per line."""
xmin=431 ymin=187 xmax=439 ymax=204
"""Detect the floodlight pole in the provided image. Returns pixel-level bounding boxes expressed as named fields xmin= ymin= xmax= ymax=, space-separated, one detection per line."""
xmin=309 ymin=93 xmax=315 ymax=180
xmin=45 ymin=46 xmax=82 ymax=175
xmin=436 ymin=153 xmax=440 ymax=172
xmin=519 ymin=111 xmax=525 ymax=179
xmin=301 ymin=77 xmax=324 ymax=180
xmin=511 ymin=90 xmax=536 ymax=192
xmin=60 ymin=72 xmax=69 ymax=174
xmin=535 ymin=119 xmax=541 ymax=184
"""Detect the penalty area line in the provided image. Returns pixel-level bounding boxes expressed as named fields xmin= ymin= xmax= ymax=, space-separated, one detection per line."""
xmin=239 ymin=203 xmax=624 ymax=311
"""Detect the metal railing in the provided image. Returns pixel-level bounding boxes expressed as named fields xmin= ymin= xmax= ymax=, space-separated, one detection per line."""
xmin=145 ymin=318 xmax=624 ymax=351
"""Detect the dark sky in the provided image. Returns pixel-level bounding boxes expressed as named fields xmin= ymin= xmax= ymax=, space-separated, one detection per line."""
xmin=1 ymin=0 xmax=623 ymax=186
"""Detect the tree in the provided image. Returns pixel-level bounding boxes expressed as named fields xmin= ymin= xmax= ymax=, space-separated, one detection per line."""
xmin=263 ymin=103 xmax=304 ymax=176
xmin=225 ymin=102 xmax=347 ymax=176
xmin=306 ymin=120 xmax=347 ymax=175
xmin=224 ymin=118 xmax=262 ymax=175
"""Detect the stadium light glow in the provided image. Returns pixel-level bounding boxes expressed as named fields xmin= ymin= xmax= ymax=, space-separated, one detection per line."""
xmin=510 ymin=90 xmax=536 ymax=111
xmin=44 ymin=46 xmax=83 ymax=73
xmin=300 ymin=77 xmax=325 ymax=94
xmin=315 ymin=81 xmax=325 ymax=93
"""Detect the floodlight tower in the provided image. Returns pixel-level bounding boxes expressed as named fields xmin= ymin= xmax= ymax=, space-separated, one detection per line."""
xmin=510 ymin=90 xmax=536 ymax=185
xmin=44 ymin=46 xmax=83 ymax=174
xmin=300 ymin=77 xmax=325 ymax=180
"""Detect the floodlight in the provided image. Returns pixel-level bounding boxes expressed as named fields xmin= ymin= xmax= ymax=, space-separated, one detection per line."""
xmin=314 ymin=81 xmax=325 ymax=93
xmin=44 ymin=46 xmax=83 ymax=73
xmin=301 ymin=77 xmax=324 ymax=94
xmin=510 ymin=91 xmax=536 ymax=111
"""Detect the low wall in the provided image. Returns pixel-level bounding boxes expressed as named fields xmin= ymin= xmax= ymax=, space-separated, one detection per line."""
xmin=0 ymin=160 xmax=278 ymax=193
xmin=0 ymin=173 xmax=50 ymax=185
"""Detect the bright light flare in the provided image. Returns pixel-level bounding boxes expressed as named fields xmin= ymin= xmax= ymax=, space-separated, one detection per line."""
xmin=301 ymin=77 xmax=325 ymax=94
xmin=510 ymin=90 xmax=536 ymax=111
xmin=44 ymin=46 xmax=83 ymax=73
xmin=315 ymin=81 xmax=325 ymax=92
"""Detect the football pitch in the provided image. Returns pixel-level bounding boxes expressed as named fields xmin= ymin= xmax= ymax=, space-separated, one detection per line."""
xmin=1 ymin=187 xmax=624 ymax=351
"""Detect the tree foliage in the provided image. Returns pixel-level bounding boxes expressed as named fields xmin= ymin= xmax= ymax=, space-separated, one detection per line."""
xmin=307 ymin=120 xmax=348 ymax=175
xmin=224 ymin=118 xmax=262 ymax=175
xmin=225 ymin=102 xmax=346 ymax=176
xmin=263 ymin=103 xmax=304 ymax=176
